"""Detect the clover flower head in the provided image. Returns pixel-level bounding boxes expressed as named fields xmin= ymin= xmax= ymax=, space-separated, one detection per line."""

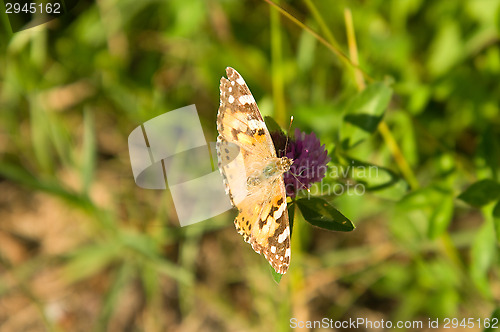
xmin=271 ymin=128 xmax=330 ymax=198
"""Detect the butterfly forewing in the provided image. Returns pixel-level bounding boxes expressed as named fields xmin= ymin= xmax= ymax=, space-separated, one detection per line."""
xmin=217 ymin=67 xmax=291 ymax=274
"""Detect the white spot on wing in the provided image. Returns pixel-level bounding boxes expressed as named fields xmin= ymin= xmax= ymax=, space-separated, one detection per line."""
xmin=236 ymin=77 xmax=245 ymax=85
xmin=228 ymin=95 xmax=234 ymax=104
xmin=271 ymin=246 xmax=276 ymax=253
xmin=278 ymin=227 xmax=289 ymax=244
xmin=248 ymin=119 xmax=265 ymax=130
xmin=262 ymin=222 xmax=271 ymax=235
xmin=274 ymin=202 xmax=286 ymax=220
xmin=285 ymin=248 xmax=291 ymax=257
xmin=238 ymin=95 xmax=255 ymax=105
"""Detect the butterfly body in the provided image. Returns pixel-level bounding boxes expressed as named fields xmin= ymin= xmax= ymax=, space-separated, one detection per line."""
xmin=247 ymin=157 xmax=292 ymax=187
xmin=216 ymin=67 xmax=292 ymax=274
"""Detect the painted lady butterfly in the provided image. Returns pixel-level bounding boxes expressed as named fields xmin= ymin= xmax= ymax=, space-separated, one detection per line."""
xmin=216 ymin=67 xmax=293 ymax=275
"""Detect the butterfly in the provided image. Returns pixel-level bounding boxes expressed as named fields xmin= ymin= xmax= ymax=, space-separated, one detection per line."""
xmin=216 ymin=67 xmax=293 ymax=274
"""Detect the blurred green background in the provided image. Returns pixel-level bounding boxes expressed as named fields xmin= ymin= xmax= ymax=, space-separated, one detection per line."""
xmin=1 ymin=0 xmax=500 ymax=331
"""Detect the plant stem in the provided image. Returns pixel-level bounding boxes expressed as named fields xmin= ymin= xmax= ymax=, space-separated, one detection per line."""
xmin=344 ymin=8 xmax=366 ymax=91
xmin=270 ymin=1 xmax=286 ymax=126
xmin=303 ymin=0 xmax=340 ymax=50
xmin=344 ymin=7 xmax=419 ymax=190
xmin=378 ymin=122 xmax=420 ymax=189
xmin=263 ymin=0 xmax=373 ymax=82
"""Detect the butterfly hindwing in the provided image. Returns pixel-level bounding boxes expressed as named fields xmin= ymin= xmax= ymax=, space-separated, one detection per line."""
xmin=249 ymin=182 xmax=291 ymax=274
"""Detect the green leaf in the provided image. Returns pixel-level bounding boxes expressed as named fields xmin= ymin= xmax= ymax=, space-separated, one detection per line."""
xmin=0 ymin=162 xmax=92 ymax=207
xmin=470 ymin=219 xmax=496 ymax=298
xmin=63 ymin=243 xmax=120 ymax=282
xmin=344 ymin=113 xmax=382 ymax=133
xmin=392 ymin=187 xmax=444 ymax=243
xmin=97 ymin=263 xmax=133 ymax=330
xmin=479 ymin=125 xmax=500 ymax=181
xmin=458 ymin=179 xmax=500 ymax=207
xmin=81 ymin=108 xmax=96 ymax=194
xmin=296 ymin=197 xmax=355 ymax=232
xmin=154 ymin=258 xmax=193 ymax=286
xmin=427 ymin=20 xmax=463 ymax=77
xmin=493 ymin=200 xmax=500 ymax=243
xmin=408 ymin=84 xmax=431 ymax=115
xmin=484 ymin=308 xmax=500 ymax=332
xmin=428 ymin=195 xmax=454 ymax=239
xmin=297 ymin=28 xmax=317 ymax=72
xmin=322 ymin=155 xmax=407 ymax=201
xmin=270 ymin=264 xmax=283 ymax=284
xmin=341 ymin=82 xmax=392 ymax=148
xmin=29 ymin=105 xmax=54 ymax=173
xmin=264 ymin=116 xmax=284 ymax=134
xmin=337 ymin=157 xmax=401 ymax=191
xmin=288 ymin=202 xmax=295 ymax=237
xmin=138 ymin=263 xmax=161 ymax=304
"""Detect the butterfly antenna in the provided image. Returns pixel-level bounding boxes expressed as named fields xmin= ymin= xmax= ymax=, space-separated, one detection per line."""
xmin=283 ymin=116 xmax=293 ymax=157
xmin=289 ymin=171 xmax=311 ymax=193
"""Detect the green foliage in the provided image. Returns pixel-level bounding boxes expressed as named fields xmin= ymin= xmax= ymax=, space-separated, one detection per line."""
xmin=484 ymin=308 xmax=500 ymax=332
xmin=494 ymin=201 xmax=500 ymax=242
xmin=264 ymin=115 xmax=284 ymax=135
xmin=428 ymin=194 xmax=454 ymax=239
xmin=270 ymin=264 xmax=283 ymax=284
xmin=341 ymin=82 xmax=392 ymax=148
xmin=459 ymin=179 xmax=500 ymax=207
xmin=296 ymin=197 xmax=354 ymax=232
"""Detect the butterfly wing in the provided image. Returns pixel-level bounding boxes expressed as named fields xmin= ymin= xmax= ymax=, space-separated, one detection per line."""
xmin=217 ymin=67 xmax=276 ymax=159
xmin=216 ymin=67 xmax=291 ymax=274
xmin=249 ymin=180 xmax=291 ymax=274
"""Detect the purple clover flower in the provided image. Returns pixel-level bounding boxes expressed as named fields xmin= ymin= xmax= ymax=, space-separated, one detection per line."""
xmin=271 ymin=128 xmax=330 ymax=198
